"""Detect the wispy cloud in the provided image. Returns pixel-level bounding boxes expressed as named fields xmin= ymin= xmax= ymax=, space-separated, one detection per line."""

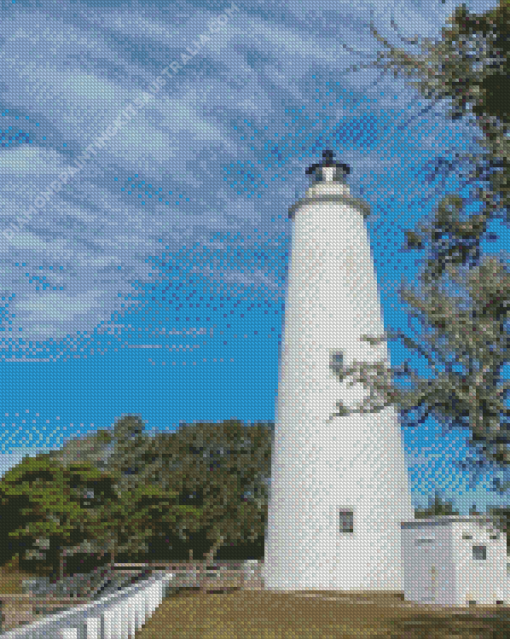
xmin=1 ymin=358 xmax=52 ymax=362
xmin=0 ymin=0 xmax=493 ymax=353
xmin=127 ymin=344 xmax=162 ymax=349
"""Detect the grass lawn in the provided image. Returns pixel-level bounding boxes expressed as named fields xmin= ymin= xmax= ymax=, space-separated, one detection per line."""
xmin=2 ymin=563 xmax=510 ymax=638
xmin=135 ymin=589 xmax=510 ymax=639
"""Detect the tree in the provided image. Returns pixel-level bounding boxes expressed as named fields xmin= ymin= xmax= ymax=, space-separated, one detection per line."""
xmin=0 ymin=454 xmax=117 ymax=580
xmin=44 ymin=415 xmax=158 ymax=563
xmin=89 ymin=414 xmax=185 ymax=565
xmin=329 ymin=1 xmax=510 ymax=492
xmin=486 ymin=504 xmax=510 ymax=552
xmin=28 ymin=416 xmax=273 ymax=563
xmin=47 ymin=428 xmax=115 ymax=474
xmin=336 ymin=0 xmax=510 ymax=281
xmin=47 ymin=415 xmax=155 ymax=493
xmin=105 ymin=414 xmax=156 ymax=496
xmin=415 ymin=490 xmax=460 ymax=518
xmin=142 ymin=420 xmax=272 ymax=561
xmin=330 ymin=256 xmax=510 ymax=491
xmin=336 ymin=0 xmax=510 ymax=278
xmin=83 ymin=480 xmax=202 ymax=568
xmin=342 ymin=0 xmax=510 ymax=276
xmin=0 ymin=490 xmax=28 ymax=570
xmin=11 ymin=427 xmax=204 ymax=573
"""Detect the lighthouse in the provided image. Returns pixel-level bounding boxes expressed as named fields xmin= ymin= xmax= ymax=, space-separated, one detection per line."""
xmin=264 ymin=150 xmax=414 ymax=592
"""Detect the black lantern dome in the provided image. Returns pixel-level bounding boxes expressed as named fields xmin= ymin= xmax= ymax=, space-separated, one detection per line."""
xmin=305 ymin=150 xmax=350 ymax=182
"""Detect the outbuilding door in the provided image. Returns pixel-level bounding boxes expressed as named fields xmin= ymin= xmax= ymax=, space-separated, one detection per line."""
xmin=415 ymin=539 xmax=437 ymax=603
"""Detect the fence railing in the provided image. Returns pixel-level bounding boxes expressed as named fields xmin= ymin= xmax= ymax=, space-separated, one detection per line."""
xmin=1 ymin=565 xmax=151 ymax=632
xmin=0 ymin=595 xmax=91 ymax=634
xmin=114 ymin=560 xmax=264 ymax=591
xmin=0 ymin=571 xmax=172 ymax=638
xmin=0 ymin=561 xmax=264 ymax=635
xmin=21 ymin=564 xmax=116 ymax=600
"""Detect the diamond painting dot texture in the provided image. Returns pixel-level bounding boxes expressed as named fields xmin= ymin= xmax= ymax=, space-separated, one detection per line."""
xmin=0 ymin=0 xmax=510 ymax=636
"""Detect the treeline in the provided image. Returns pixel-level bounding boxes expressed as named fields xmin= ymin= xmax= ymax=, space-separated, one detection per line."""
xmin=0 ymin=415 xmax=274 ymax=578
xmin=414 ymin=490 xmax=510 ymax=548
xmin=2 ymin=414 xmax=509 ymax=581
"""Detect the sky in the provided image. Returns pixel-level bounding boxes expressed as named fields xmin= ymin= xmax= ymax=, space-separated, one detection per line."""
xmin=0 ymin=0 xmax=508 ymax=516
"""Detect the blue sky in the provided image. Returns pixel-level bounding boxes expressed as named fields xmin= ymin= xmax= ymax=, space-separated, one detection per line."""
xmin=0 ymin=0 xmax=508 ymax=516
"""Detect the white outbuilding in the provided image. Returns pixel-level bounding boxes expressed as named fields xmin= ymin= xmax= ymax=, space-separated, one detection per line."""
xmin=401 ymin=515 xmax=510 ymax=606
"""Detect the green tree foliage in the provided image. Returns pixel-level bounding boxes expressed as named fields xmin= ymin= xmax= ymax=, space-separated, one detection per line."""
xmin=41 ymin=414 xmax=200 ymax=564
xmin=48 ymin=415 xmax=154 ymax=493
xmin=337 ymin=0 xmax=510 ymax=282
xmin=47 ymin=428 xmax=114 ymax=474
xmin=330 ymin=256 xmax=510 ymax=469
xmin=104 ymin=414 xmax=156 ymax=495
xmin=486 ymin=504 xmax=510 ymax=551
xmin=83 ymin=480 xmax=202 ymax=567
xmin=342 ymin=2 xmax=510 ymax=245
xmin=140 ymin=419 xmax=272 ymax=560
xmin=0 ymin=454 xmax=117 ymax=579
xmin=415 ymin=490 xmax=460 ymax=518
xmin=340 ymin=0 xmax=510 ymax=278
xmin=331 ymin=1 xmax=510 ymax=493
xmin=26 ymin=417 xmax=273 ymax=563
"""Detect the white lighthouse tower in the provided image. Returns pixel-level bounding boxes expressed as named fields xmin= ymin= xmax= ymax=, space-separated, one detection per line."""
xmin=264 ymin=150 xmax=414 ymax=592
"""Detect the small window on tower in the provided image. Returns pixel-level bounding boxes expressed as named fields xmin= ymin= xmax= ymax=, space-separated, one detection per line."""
xmin=339 ymin=509 xmax=354 ymax=534
xmin=330 ymin=351 xmax=344 ymax=377
xmin=473 ymin=545 xmax=487 ymax=560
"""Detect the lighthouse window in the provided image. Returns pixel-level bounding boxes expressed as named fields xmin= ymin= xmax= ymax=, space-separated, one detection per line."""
xmin=473 ymin=545 xmax=487 ymax=560
xmin=330 ymin=351 xmax=344 ymax=376
xmin=339 ymin=509 xmax=354 ymax=534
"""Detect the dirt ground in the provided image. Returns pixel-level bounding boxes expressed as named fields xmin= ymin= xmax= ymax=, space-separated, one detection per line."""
xmin=0 ymin=563 xmax=48 ymax=631
xmin=1 ymin=601 xmax=37 ymax=632
xmin=135 ymin=589 xmax=510 ymax=639
xmin=0 ymin=560 xmax=91 ymax=632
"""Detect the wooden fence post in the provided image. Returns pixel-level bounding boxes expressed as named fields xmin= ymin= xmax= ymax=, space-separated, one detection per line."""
xmin=198 ymin=560 xmax=206 ymax=592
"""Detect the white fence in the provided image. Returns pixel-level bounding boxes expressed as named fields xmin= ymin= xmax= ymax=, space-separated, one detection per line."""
xmin=2 ymin=571 xmax=173 ymax=639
